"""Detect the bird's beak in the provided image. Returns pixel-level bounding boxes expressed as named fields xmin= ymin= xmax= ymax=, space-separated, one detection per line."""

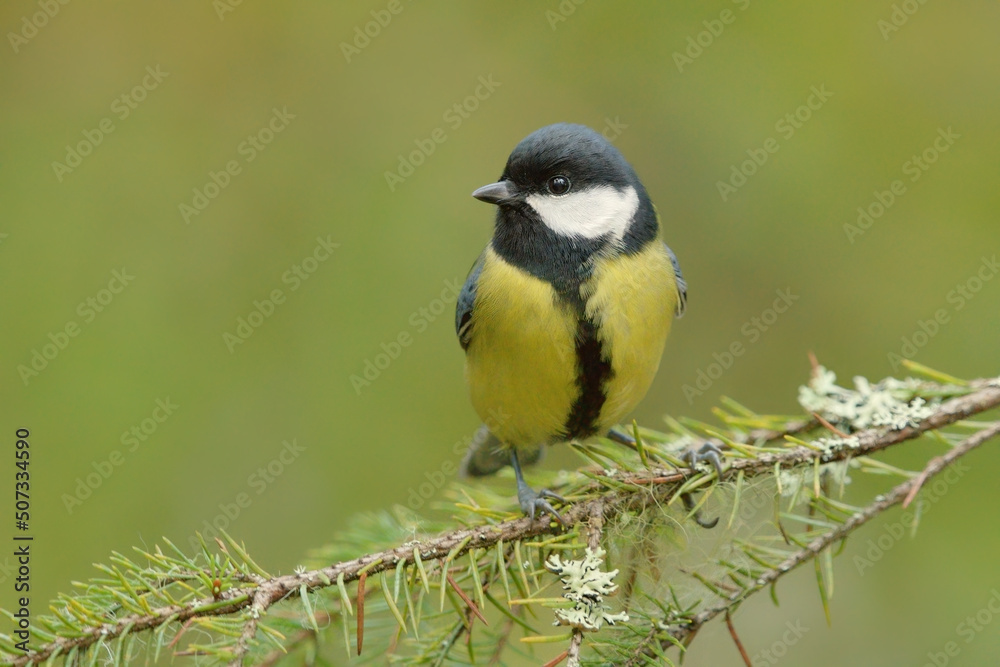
xmin=471 ymin=180 xmax=515 ymax=205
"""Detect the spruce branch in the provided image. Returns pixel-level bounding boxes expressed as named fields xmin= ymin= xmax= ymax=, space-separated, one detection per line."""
xmin=624 ymin=418 xmax=1000 ymax=664
xmin=2 ymin=367 xmax=998 ymax=666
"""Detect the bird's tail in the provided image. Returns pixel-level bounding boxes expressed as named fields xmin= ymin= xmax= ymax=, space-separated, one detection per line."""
xmin=459 ymin=424 xmax=544 ymax=477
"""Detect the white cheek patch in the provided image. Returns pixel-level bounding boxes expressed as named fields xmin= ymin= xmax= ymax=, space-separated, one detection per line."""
xmin=526 ymin=185 xmax=639 ymax=241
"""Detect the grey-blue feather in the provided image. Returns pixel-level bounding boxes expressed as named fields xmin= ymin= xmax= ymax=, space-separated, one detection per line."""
xmin=456 ymin=251 xmax=485 ymax=350
xmin=663 ymin=242 xmax=687 ymax=317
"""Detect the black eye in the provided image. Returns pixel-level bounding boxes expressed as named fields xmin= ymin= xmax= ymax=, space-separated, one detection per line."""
xmin=547 ymin=175 xmax=571 ymax=195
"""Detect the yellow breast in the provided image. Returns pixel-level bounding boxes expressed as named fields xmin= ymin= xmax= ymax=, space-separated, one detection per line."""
xmin=583 ymin=242 xmax=677 ymax=432
xmin=464 ymin=242 xmax=677 ymax=449
xmin=465 ymin=248 xmax=579 ymax=448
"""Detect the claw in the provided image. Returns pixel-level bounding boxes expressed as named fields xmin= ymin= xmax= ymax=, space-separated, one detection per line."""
xmin=682 ymin=492 xmax=719 ymax=529
xmin=522 ymin=493 xmax=564 ymax=523
xmin=511 ymin=450 xmax=566 ymax=525
xmin=539 ymin=488 xmax=565 ymax=503
xmin=682 ymin=440 xmax=726 ymax=479
xmin=679 ymin=440 xmax=727 ymax=530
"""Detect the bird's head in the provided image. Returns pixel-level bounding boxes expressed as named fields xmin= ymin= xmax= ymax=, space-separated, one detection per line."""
xmin=472 ymin=123 xmax=655 ymax=247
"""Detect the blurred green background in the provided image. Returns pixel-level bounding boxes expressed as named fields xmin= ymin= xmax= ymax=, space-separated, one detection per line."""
xmin=2 ymin=1 xmax=999 ymax=664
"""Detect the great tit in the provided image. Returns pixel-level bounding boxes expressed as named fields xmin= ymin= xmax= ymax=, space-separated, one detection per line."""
xmin=456 ymin=123 xmax=687 ymax=522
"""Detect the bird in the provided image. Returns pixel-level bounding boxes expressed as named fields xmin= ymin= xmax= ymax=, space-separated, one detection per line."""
xmin=455 ymin=123 xmax=690 ymax=523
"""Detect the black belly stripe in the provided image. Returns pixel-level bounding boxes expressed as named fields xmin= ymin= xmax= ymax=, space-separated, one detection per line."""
xmin=563 ymin=315 xmax=613 ymax=439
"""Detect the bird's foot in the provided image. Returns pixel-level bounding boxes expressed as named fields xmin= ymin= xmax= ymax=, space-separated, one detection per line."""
xmin=510 ymin=449 xmax=566 ymax=525
xmin=517 ymin=484 xmax=566 ymax=525
xmin=680 ymin=440 xmax=727 ymax=529
xmin=682 ymin=440 xmax=726 ymax=479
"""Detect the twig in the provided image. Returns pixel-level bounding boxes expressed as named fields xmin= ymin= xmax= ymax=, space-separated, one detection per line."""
xmin=566 ymin=499 xmax=606 ymax=667
xmin=584 ymin=500 xmax=605 ymax=552
xmin=725 ymin=611 xmax=752 ymax=667
xmin=625 ymin=419 xmax=1000 ymax=663
xmin=10 ymin=380 xmax=1000 ymax=666
xmin=229 ymin=589 xmax=270 ymax=666
xmin=565 ymin=632 xmax=585 ymax=667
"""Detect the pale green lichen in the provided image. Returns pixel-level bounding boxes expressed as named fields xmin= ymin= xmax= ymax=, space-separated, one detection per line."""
xmin=814 ymin=435 xmax=861 ymax=451
xmin=545 ymin=547 xmax=629 ymax=631
xmin=798 ymin=367 xmax=936 ymax=432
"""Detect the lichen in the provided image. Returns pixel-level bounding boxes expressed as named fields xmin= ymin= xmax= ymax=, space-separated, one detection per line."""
xmin=545 ymin=547 xmax=629 ymax=631
xmin=798 ymin=367 xmax=936 ymax=432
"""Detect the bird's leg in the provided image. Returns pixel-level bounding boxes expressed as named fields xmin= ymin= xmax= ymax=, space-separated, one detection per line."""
xmin=511 ymin=449 xmax=565 ymax=525
xmin=606 ymin=428 xmax=635 ymax=447
xmin=606 ymin=428 xmax=656 ymax=460
xmin=680 ymin=440 xmax=727 ymax=529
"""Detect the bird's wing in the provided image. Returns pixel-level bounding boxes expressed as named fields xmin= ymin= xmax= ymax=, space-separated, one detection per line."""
xmin=456 ymin=250 xmax=486 ymax=350
xmin=663 ymin=241 xmax=687 ymax=317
